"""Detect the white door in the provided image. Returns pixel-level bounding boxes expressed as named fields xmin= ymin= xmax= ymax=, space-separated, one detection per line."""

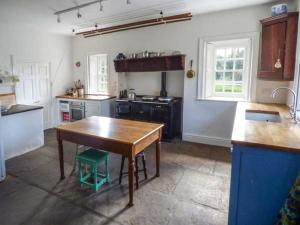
xmin=16 ymin=63 xmax=51 ymax=130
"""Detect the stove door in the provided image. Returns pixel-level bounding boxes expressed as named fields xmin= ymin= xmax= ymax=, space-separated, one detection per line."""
xmin=132 ymin=103 xmax=152 ymax=121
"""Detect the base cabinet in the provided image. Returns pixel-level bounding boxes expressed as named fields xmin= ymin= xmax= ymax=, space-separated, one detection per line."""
xmin=229 ymin=145 xmax=300 ymax=225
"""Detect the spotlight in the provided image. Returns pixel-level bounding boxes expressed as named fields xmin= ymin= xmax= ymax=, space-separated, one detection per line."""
xmin=72 ymin=28 xmax=75 ymax=33
xmin=57 ymin=15 xmax=61 ymax=23
xmin=99 ymin=0 xmax=103 ymax=11
xmin=77 ymin=9 xmax=82 ymax=18
xmin=95 ymin=23 xmax=98 ymax=30
xmin=126 ymin=0 xmax=131 ymax=4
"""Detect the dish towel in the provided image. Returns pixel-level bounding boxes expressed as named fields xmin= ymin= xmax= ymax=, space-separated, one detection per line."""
xmin=276 ymin=172 xmax=300 ymax=225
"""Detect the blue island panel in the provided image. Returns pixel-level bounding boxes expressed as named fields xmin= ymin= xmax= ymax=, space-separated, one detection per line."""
xmin=229 ymin=144 xmax=300 ymax=225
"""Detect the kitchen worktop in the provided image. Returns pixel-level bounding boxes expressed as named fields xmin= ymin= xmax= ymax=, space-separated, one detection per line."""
xmin=231 ymin=102 xmax=300 ymax=153
xmin=56 ymin=94 xmax=116 ymax=101
xmin=1 ymin=104 xmax=43 ymax=117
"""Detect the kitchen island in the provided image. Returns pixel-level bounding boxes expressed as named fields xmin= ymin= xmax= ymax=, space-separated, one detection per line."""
xmin=229 ymin=102 xmax=300 ymax=225
xmin=1 ymin=104 xmax=44 ymax=159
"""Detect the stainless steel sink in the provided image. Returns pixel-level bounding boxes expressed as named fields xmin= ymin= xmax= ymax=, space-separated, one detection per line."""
xmin=245 ymin=110 xmax=281 ymax=123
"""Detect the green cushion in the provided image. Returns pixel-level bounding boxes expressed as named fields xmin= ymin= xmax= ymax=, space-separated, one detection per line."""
xmin=276 ymin=172 xmax=300 ymax=225
xmin=76 ymin=148 xmax=109 ymax=163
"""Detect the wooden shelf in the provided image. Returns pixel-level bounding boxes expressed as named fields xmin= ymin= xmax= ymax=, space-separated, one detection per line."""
xmin=114 ymin=55 xmax=186 ymax=72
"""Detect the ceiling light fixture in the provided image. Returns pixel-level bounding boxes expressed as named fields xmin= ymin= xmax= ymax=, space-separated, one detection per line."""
xmin=72 ymin=28 xmax=75 ymax=33
xmin=77 ymin=9 xmax=82 ymax=18
xmin=99 ymin=0 xmax=104 ymax=11
xmin=95 ymin=23 xmax=98 ymax=29
xmin=54 ymin=0 xmax=131 ymax=22
xmin=57 ymin=14 xmax=61 ymax=23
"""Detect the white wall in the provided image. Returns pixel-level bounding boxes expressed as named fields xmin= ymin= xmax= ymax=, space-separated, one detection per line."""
xmin=0 ymin=23 xmax=73 ymax=127
xmin=72 ymin=1 xmax=297 ymax=146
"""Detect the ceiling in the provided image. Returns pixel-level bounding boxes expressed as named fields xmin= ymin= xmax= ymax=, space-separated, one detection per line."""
xmin=0 ymin=0 xmax=279 ymax=35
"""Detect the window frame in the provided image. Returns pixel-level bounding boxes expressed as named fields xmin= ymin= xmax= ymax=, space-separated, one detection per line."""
xmin=198 ymin=33 xmax=259 ymax=102
xmin=211 ymin=40 xmax=250 ymax=99
xmin=86 ymin=53 xmax=109 ymax=95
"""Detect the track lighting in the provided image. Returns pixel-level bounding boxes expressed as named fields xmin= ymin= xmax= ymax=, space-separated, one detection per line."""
xmin=77 ymin=9 xmax=82 ymax=18
xmin=57 ymin=15 xmax=61 ymax=23
xmin=54 ymin=0 xmax=134 ymax=22
xmin=95 ymin=23 xmax=98 ymax=29
xmin=72 ymin=28 xmax=75 ymax=33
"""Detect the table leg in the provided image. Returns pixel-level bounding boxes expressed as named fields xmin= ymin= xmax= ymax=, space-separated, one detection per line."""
xmin=156 ymin=138 xmax=161 ymax=177
xmin=128 ymin=155 xmax=135 ymax=207
xmin=58 ymin=139 xmax=65 ymax=180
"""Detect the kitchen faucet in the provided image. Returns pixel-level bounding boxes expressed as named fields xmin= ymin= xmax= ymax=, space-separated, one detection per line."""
xmin=272 ymin=87 xmax=298 ymax=123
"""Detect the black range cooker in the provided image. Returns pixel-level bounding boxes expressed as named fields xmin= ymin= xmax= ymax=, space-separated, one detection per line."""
xmin=115 ymin=95 xmax=182 ymax=141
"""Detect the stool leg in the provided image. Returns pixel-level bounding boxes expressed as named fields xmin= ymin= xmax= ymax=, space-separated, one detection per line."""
xmin=135 ymin=156 xmax=139 ymax=189
xmin=142 ymin=154 xmax=148 ymax=180
xmin=93 ymin=165 xmax=98 ymax=192
xmin=105 ymin=156 xmax=110 ymax=183
xmin=119 ymin=156 xmax=125 ymax=185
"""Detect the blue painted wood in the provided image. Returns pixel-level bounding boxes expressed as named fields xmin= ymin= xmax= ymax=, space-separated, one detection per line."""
xmin=229 ymin=144 xmax=300 ymax=225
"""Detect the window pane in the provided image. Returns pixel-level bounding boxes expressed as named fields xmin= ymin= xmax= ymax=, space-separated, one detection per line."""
xmin=225 ymin=72 xmax=233 ymax=81
xmin=236 ymin=48 xmax=245 ymax=58
xmin=216 ymin=72 xmax=223 ymax=80
xmin=226 ymin=60 xmax=234 ymax=70
xmin=88 ymin=54 xmax=108 ymax=94
xmin=233 ymin=85 xmax=243 ymax=93
xmin=216 ymin=49 xmax=225 ymax=59
xmin=216 ymin=60 xmax=224 ymax=70
xmin=226 ymin=49 xmax=234 ymax=58
xmin=235 ymin=60 xmax=244 ymax=70
xmin=234 ymin=71 xmax=243 ymax=81
xmin=224 ymin=85 xmax=232 ymax=93
xmin=215 ymin=84 xmax=223 ymax=92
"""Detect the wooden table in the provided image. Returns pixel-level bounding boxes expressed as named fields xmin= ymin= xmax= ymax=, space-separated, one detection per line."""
xmin=56 ymin=116 xmax=164 ymax=206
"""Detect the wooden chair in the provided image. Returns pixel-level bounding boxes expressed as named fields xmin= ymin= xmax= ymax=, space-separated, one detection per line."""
xmin=119 ymin=151 xmax=147 ymax=189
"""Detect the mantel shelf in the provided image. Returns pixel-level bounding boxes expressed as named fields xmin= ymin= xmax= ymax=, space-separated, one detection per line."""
xmin=114 ymin=54 xmax=186 ymax=72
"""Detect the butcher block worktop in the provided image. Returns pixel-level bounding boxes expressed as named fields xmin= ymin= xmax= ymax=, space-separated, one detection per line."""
xmin=56 ymin=94 xmax=116 ymax=101
xmin=231 ymin=102 xmax=300 ymax=153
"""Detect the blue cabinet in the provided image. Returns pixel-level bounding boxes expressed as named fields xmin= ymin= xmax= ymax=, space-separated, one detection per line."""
xmin=229 ymin=144 xmax=300 ymax=225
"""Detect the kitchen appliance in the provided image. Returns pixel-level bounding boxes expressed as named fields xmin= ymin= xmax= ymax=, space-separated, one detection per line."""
xmin=128 ymin=89 xmax=136 ymax=100
xmin=70 ymin=101 xmax=85 ymax=121
xmin=115 ymin=97 xmax=182 ymax=141
xmin=60 ymin=101 xmax=70 ymax=112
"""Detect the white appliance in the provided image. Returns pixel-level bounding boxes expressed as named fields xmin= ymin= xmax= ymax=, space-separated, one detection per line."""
xmin=0 ymin=110 xmax=6 ymax=181
xmin=60 ymin=101 xmax=70 ymax=112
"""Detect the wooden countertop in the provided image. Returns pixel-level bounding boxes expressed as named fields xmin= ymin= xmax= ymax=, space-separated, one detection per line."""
xmin=56 ymin=94 xmax=116 ymax=101
xmin=231 ymin=102 xmax=300 ymax=153
xmin=57 ymin=116 xmax=164 ymax=145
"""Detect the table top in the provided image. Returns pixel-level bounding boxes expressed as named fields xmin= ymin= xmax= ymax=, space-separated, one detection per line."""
xmin=57 ymin=116 xmax=164 ymax=145
xmin=231 ymin=102 xmax=300 ymax=153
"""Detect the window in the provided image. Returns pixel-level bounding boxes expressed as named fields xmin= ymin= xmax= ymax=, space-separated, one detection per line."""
xmin=201 ymin=38 xmax=253 ymax=101
xmin=87 ymin=54 xmax=109 ymax=94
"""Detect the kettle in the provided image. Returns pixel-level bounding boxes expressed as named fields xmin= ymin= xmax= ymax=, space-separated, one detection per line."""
xmin=128 ymin=88 xmax=136 ymax=100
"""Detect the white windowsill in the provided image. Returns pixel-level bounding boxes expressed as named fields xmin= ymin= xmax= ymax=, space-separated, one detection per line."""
xmin=197 ymin=96 xmax=248 ymax=102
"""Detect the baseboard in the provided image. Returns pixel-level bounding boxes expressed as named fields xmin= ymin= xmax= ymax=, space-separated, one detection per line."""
xmin=182 ymin=133 xmax=232 ymax=148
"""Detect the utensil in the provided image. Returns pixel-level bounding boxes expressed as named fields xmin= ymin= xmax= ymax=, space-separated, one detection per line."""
xmin=187 ymin=60 xmax=195 ymax=78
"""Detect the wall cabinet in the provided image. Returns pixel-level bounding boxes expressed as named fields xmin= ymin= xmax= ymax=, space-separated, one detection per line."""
xmin=258 ymin=12 xmax=299 ymax=81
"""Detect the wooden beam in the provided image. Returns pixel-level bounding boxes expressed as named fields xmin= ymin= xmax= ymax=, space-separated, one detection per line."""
xmin=76 ymin=12 xmax=192 ymax=37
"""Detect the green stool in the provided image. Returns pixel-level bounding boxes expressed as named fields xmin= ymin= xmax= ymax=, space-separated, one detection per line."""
xmin=75 ymin=148 xmax=110 ymax=192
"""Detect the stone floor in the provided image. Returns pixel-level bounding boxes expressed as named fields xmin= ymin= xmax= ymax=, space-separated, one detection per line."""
xmin=0 ymin=129 xmax=231 ymax=225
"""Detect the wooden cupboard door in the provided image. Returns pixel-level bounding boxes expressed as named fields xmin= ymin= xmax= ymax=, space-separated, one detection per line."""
xmin=283 ymin=14 xmax=299 ymax=80
xmin=258 ymin=21 xmax=287 ymax=80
